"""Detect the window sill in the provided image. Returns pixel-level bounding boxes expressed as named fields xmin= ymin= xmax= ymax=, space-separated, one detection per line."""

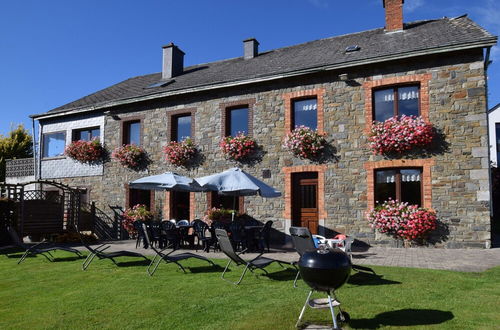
xmin=42 ymin=156 xmax=66 ymax=161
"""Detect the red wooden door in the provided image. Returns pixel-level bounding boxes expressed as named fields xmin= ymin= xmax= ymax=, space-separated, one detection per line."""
xmin=292 ymin=172 xmax=319 ymax=234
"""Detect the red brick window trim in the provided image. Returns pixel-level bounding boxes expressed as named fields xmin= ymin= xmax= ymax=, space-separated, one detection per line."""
xmin=364 ymin=159 xmax=435 ymax=211
xmin=167 ymin=108 xmax=196 ymax=143
xmin=282 ymin=165 xmax=327 ymax=220
xmin=124 ymin=183 xmax=155 ymax=211
xmin=283 ymin=88 xmax=325 ymax=133
xmin=219 ymin=99 xmax=255 ymax=137
xmin=363 ymin=74 xmax=431 ymax=133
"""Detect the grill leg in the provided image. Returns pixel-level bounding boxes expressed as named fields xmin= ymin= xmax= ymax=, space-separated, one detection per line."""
xmin=328 ymin=293 xmax=338 ymax=329
xmin=296 ymin=289 xmax=313 ymax=328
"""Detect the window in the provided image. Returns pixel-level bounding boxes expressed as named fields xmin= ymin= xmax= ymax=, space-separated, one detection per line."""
xmin=375 ymin=168 xmax=422 ymax=206
xmin=42 ymin=132 xmax=66 ymax=158
xmin=496 ymin=123 xmax=500 ymax=163
xmin=172 ymin=114 xmax=191 ymax=142
xmin=73 ymin=127 xmax=100 ymax=141
xmin=123 ymin=120 xmax=141 ymax=145
xmin=373 ymin=85 xmax=419 ymax=122
xmin=226 ymin=107 xmax=249 ymax=136
xmin=293 ymin=98 xmax=317 ymax=130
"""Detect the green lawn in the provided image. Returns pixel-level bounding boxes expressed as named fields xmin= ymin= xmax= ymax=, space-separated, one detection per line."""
xmin=0 ymin=250 xmax=499 ymax=329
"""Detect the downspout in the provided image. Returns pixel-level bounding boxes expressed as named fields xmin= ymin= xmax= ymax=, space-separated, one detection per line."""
xmin=483 ymin=46 xmax=493 ymax=248
xmin=31 ymin=117 xmax=37 ymax=180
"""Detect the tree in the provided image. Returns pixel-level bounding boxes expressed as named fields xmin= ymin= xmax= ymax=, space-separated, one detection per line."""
xmin=0 ymin=125 xmax=33 ymax=182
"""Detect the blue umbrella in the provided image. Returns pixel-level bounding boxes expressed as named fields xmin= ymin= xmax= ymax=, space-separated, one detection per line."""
xmin=195 ymin=168 xmax=281 ymax=220
xmin=129 ymin=172 xmax=204 ymax=192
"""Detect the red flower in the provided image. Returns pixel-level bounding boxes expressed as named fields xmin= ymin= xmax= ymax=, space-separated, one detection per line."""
xmin=112 ymin=144 xmax=146 ymax=169
xmin=163 ymin=138 xmax=197 ymax=167
xmin=65 ymin=138 xmax=104 ymax=164
xmin=220 ymin=133 xmax=256 ymax=161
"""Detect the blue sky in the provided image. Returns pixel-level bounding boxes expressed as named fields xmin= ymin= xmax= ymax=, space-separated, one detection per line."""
xmin=0 ymin=0 xmax=499 ymax=136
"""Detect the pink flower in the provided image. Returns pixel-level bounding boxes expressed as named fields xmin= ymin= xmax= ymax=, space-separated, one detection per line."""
xmin=163 ymin=138 xmax=197 ymax=167
xmin=220 ymin=133 xmax=256 ymax=160
xmin=112 ymin=144 xmax=146 ymax=169
xmin=368 ymin=115 xmax=434 ymax=154
xmin=65 ymin=138 xmax=104 ymax=164
xmin=283 ymin=126 xmax=327 ymax=159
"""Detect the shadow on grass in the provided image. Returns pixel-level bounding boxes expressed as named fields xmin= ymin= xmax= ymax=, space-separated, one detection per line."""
xmin=348 ymin=272 xmax=401 ymax=286
xmin=263 ymin=268 xmax=297 ymax=281
xmin=349 ymin=309 xmax=454 ymax=329
xmin=114 ymin=259 xmax=151 ymax=267
xmin=51 ymin=256 xmax=85 ymax=262
xmin=188 ymin=264 xmax=225 ymax=273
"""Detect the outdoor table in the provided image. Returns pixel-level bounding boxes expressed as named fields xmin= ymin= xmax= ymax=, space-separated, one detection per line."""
xmin=244 ymin=226 xmax=263 ymax=251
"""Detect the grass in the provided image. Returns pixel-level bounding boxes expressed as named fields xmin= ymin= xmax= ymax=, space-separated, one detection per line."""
xmin=0 ymin=250 xmax=499 ymax=329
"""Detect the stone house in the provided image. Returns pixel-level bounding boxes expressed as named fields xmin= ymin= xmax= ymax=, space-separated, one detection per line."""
xmin=31 ymin=0 xmax=497 ymax=248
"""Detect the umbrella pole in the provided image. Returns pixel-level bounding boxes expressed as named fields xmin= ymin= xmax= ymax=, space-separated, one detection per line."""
xmin=232 ymin=196 xmax=236 ymax=222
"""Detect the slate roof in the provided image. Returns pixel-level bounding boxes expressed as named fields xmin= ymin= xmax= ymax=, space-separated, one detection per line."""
xmin=34 ymin=15 xmax=497 ymax=118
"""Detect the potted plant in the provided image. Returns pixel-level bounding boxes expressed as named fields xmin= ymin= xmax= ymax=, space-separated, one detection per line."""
xmin=64 ymin=138 xmax=104 ymax=164
xmin=368 ymin=115 xmax=434 ymax=155
xmin=283 ymin=126 xmax=327 ymax=159
xmin=202 ymin=207 xmax=239 ymax=225
xmin=122 ymin=204 xmax=153 ymax=236
xmin=366 ymin=199 xmax=437 ymax=246
xmin=163 ymin=138 xmax=197 ymax=167
xmin=219 ymin=133 xmax=257 ymax=161
xmin=112 ymin=144 xmax=147 ymax=169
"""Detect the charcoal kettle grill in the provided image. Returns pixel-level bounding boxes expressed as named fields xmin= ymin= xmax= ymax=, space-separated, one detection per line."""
xmin=296 ymin=245 xmax=352 ymax=329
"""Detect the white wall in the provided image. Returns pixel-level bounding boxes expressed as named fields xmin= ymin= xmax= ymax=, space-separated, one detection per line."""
xmin=489 ymin=107 xmax=500 ymax=167
xmin=39 ymin=114 xmax=105 ymax=179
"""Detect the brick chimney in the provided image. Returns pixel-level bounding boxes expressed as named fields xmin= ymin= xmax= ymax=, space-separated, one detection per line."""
xmin=383 ymin=0 xmax=404 ymax=32
xmin=162 ymin=43 xmax=185 ymax=79
xmin=243 ymin=38 xmax=259 ymax=59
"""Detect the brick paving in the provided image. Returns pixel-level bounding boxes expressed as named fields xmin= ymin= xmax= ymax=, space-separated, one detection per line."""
xmin=89 ymin=240 xmax=500 ymax=272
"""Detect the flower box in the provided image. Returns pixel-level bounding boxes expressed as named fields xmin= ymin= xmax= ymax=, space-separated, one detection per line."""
xmin=112 ymin=144 xmax=147 ymax=169
xmin=368 ymin=115 xmax=434 ymax=154
xmin=366 ymin=199 xmax=437 ymax=243
xmin=283 ymin=126 xmax=327 ymax=159
xmin=219 ymin=133 xmax=256 ymax=161
xmin=65 ymin=139 xmax=104 ymax=164
xmin=163 ymin=138 xmax=197 ymax=167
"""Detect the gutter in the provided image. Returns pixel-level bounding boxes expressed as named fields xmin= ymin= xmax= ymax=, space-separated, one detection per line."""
xmin=31 ymin=38 xmax=498 ymax=121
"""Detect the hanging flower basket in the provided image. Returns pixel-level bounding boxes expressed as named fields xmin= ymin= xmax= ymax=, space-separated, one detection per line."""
xmin=163 ymin=138 xmax=197 ymax=167
xmin=283 ymin=126 xmax=327 ymax=159
xmin=122 ymin=204 xmax=153 ymax=236
xmin=112 ymin=144 xmax=147 ymax=169
xmin=65 ymin=138 xmax=104 ymax=164
xmin=219 ymin=133 xmax=257 ymax=161
xmin=202 ymin=207 xmax=240 ymax=225
xmin=366 ymin=199 xmax=437 ymax=243
xmin=368 ymin=115 xmax=434 ymax=155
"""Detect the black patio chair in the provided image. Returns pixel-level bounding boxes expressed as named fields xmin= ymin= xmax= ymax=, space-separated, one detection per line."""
xmin=290 ymin=226 xmax=374 ymax=287
xmin=142 ymin=223 xmax=216 ymax=276
xmin=75 ymin=226 xmax=149 ymax=270
xmin=192 ymin=220 xmax=213 ymax=252
xmin=228 ymin=221 xmax=246 ymax=252
xmin=161 ymin=221 xmax=181 ymax=250
xmin=256 ymin=220 xmax=273 ymax=252
xmin=148 ymin=221 xmax=163 ymax=248
xmin=134 ymin=220 xmax=148 ymax=249
xmin=215 ymin=229 xmax=294 ymax=285
xmin=6 ymin=225 xmax=83 ymax=264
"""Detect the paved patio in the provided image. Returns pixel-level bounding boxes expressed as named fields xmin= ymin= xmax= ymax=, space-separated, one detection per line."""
xmin=89 ymin=240 xmax=500 ymax=272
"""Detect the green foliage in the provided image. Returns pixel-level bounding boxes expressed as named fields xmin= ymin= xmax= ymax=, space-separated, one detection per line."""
xmin=0 ymin=125 xmax=33 ymax=182
xmin=0 ymin=254 xmax=499 ymax=329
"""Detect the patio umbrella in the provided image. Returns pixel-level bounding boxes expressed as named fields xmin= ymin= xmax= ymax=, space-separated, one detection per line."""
xmin=129 ymin=172 xmax=204 ymax=192
xmin=195 ymin=167 xmax=281 ymax=221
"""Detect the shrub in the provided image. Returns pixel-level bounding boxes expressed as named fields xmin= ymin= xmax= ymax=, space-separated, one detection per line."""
xmin=112 ymin=144 xmax=147 ymax=169
xmin=366 ymin=199 xmax=437 ymax=242
xmin=219 ymin=133 xmax=256 ymax=161
xmin=283 ymin=126 xmax=327 ymax=159
xmin=369 ymin=115 xmax=434 ymax=154
xmin=122 ymin=204 xmax=153 ymax=236
xmin=65 ymin=138 xmax=104 ymax=164
xmin=163 ymin=138 xmax=197 ymax=167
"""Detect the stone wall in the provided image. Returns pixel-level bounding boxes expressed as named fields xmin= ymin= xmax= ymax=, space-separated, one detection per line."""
xmin=55 ymin=49 xmax=491 ymax=248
